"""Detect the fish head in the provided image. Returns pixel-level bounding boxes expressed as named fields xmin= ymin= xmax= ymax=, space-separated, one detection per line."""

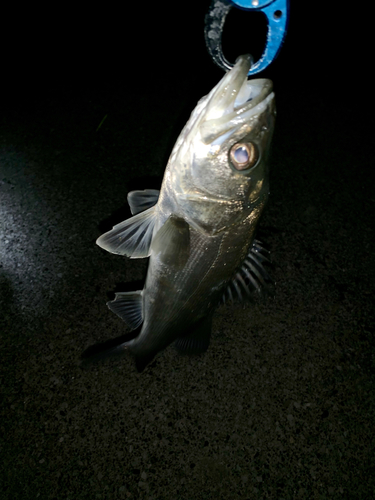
xmin=167 ymin=55 xmax=276 ymax=233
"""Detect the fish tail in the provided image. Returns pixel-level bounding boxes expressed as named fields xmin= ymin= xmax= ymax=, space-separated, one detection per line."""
xmin=81 ymin=330 xmax=158 ymax=373
xmin=80 ymin=333 xmax=137 ymax=367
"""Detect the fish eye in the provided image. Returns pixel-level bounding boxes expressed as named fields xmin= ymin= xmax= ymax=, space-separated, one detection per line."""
xmin=229 ymin=142 xmax=259 ymax=171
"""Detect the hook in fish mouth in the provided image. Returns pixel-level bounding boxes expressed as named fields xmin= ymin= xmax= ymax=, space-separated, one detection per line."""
xmin=200 ymin=56 xmax=274 ymax=144
xmin=204 ymin=55 xmax=273 ymax=120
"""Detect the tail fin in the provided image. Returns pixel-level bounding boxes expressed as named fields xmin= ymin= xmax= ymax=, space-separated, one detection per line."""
xmin=81 ymin=329 xmax=158 ymax=373
xmin=80 ymin=331 xmax=138 ymax=367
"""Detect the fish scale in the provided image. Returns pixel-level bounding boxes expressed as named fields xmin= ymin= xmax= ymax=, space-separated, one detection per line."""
xmin=115 ymin=197 xmax=266 ymax=362
xmin=95 ymin=55 xmax=276 ymax=370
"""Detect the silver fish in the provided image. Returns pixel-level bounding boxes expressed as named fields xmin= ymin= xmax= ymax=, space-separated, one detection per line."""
xmin=96 ymin=55 xmax=276 ymax=370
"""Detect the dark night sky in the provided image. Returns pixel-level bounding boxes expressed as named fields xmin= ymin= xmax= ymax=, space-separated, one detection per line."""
xmin=3 ymin=3 xmax=372 ymax=165
xmin=3 ymin=2 xmax=369 ymax=107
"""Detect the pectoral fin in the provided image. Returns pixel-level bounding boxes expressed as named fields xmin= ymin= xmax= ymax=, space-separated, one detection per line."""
xmin=96 ymin=206 xmax=157 ymax=258
xmin=151 ymin=215 xmax=190 ymax=269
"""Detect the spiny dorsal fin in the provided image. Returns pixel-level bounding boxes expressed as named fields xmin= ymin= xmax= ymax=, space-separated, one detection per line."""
xmin=96 ymin=206 xmax=157 ymax=258
xmin=107 ymin=291 xmax=143 ymax=330
xmin=127 ymin=189 xmax=160 ymax=215
xmin=222 ymin=239 xmax=273 ymax=304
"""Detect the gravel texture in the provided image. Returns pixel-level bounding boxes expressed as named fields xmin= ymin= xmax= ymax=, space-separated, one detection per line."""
xmin=1 ymin=4 xmax=374 ymax=499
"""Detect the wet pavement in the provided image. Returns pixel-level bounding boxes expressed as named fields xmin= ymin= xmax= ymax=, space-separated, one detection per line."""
xmin=1 ymin=3 xmax=374 ymax=499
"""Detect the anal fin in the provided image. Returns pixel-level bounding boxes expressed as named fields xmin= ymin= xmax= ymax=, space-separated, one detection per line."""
xmin=107 ymin=291 xmax=143 ymax=330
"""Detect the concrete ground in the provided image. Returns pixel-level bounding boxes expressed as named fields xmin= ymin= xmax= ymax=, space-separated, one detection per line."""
xmin=1 ymin=3 xmax=374 ymax=499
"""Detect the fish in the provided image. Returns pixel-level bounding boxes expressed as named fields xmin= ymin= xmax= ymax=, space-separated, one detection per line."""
xmin=95 ymin=54 xmax=276 ymax=371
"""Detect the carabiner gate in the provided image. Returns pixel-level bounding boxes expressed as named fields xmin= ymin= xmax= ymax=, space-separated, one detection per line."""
xmin=204 ymin=0 xmax=289 ymax=75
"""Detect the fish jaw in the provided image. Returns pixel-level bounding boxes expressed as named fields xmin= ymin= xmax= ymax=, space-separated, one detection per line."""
xmin=160 ymin=56 xmax=276 ymax=235
xmin=203 ymin=54 xmax=254 ymax=121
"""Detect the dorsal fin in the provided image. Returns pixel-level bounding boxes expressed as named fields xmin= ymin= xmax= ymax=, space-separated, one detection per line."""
xmin=174 ymin=315 xmax=213 ymax=355
xmin=222 ymin=239 xmax=273 ymax=304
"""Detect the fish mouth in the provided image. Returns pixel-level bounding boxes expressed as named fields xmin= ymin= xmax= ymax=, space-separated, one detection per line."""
xmin=201 ymin=55 xmax=274 ymax=143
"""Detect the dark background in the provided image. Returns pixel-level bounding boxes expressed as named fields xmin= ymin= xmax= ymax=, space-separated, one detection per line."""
xmin=1 ymin=2 xmax=374 ymax=499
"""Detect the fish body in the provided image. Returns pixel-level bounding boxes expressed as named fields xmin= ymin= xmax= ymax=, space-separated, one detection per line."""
xmin=96 ymin=55 xmax=276 ymax=370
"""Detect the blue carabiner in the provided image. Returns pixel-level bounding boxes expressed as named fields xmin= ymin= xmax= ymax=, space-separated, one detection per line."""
xmin=204 ymin=0 xmax=289 ymax=75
